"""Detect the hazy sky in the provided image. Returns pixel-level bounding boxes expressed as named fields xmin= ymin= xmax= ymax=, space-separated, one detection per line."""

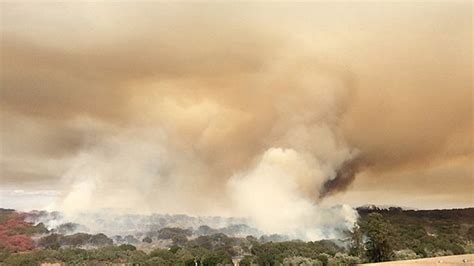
xmin=0 ymin=1 xmax=472 ymax=213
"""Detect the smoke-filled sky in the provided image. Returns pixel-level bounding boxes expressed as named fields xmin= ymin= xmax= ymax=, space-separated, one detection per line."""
xmin=0 ymin=1 xmax=472 ymax=221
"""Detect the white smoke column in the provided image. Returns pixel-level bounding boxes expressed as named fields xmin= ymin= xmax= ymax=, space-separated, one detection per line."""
xmin=228 ymin=149 xmax=357 ymax=240
xmin=228 ymin=148 xmax=326 ymax=239
xmin=228 ymin=68 xmax=358 ymax=240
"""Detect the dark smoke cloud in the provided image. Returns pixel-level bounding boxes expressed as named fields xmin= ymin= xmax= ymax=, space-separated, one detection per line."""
xmin=320 ymin=158 xmax=365 ymax=198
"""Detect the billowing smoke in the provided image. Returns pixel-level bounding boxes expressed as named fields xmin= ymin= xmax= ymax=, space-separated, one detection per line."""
xmin=228 ymin=148 xmax=358 ymax=239
xmin=1 ymin=2 xmax=472 ymax=238
xmin=49 ymin=60 xmax=359 ymax=239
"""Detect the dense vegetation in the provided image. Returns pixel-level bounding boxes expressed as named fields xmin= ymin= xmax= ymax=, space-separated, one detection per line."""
xmin=0 ymin=240 xmax=353 ymax=265
xmin=0 ymin=209 xmax=47 ymax=253
xmin=0 ymin=207 xmax=472 ymax=265
xmin=357 ymin=207 xmax=474 ymax=261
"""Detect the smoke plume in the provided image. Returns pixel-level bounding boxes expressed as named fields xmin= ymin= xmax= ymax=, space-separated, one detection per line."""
xmin=48 ymin=58 xmax=360 ymax=239
xmin=1 ymin=2 xmax=472 ymax=238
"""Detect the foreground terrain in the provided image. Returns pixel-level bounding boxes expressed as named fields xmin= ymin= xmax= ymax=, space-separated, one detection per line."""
xmin=361 ymin=254 xmax=473 ymax=265
xmin=0 ymin=207 xmax=473 ymax=265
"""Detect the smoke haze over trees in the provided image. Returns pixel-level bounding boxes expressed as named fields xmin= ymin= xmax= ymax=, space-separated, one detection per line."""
xmin=1 ymin=207 xmax=473 ymax=265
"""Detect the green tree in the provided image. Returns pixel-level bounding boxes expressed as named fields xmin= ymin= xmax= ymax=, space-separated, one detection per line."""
xmin=201 ymin=251 xmax=232 ymax=266
xmin=467 ymin=226 xmax=474 ymax=241
xmin=239 ymin=255 xmax=256 ymax=266
xmin=38 ymin=234 xmax=61 ymax=250
xmin=362 ymin=213 xmax=395 ymax=262
xmin=149 ymin=248 xmax=178 ymax=264
xmin=118 ymin=244 xmax=136 ymax=251
xmin=350 ymin=223 xmax=364 ymax=258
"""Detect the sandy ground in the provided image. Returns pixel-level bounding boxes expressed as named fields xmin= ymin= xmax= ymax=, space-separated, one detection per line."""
xmin=361 ymin=254 xmax=473 ymax=265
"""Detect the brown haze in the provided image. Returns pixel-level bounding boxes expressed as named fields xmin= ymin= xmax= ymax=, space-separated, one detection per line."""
xmin=1 ymin=1 xmax=472 ymax=230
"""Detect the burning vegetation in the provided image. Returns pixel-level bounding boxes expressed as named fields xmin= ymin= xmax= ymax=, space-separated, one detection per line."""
xmin=0 ymin=207 xmax=473 ymax=265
